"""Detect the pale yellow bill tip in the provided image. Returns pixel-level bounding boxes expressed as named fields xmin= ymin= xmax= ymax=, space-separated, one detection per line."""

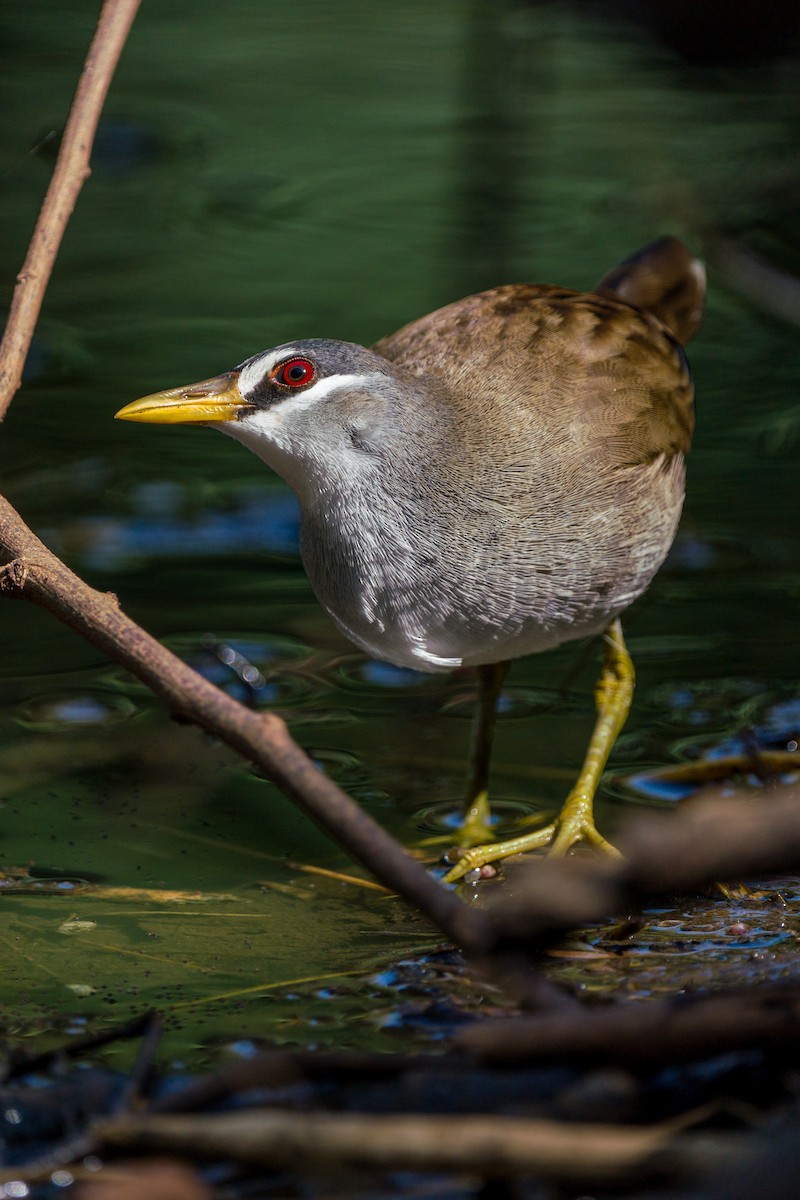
xmin=114 ymin=370 xmax=247 ymax=425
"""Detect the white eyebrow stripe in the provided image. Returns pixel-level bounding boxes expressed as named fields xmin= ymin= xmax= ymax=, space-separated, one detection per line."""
xmin=238 ymin=348 xmax=302 ymax=396
xmin=291 ymin=372 xmax=386 ymax=405
xmin=242 ymin=371 xmax=387 ymax=420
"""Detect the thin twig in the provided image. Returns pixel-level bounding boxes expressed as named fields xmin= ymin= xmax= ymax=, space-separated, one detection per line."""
xmin=0 ymin=0 xmax=142 ymax=420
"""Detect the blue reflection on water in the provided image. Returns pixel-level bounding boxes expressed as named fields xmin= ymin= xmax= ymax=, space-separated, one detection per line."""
xmin=52 ymin=490 xmax=301 ymax=569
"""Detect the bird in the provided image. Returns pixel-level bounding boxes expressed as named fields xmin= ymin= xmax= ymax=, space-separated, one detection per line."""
xmin=115 ymin=236 xmax=704 ymax=883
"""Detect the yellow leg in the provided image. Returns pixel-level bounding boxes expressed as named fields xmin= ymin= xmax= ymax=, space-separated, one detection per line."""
xmin=444 ymin=620 xmax=633 ymax=883
xmin=459 ymin=661 xmax=510 ymax=846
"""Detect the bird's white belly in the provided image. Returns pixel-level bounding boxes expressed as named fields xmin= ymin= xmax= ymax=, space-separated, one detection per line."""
xmin=309 ymin=559 xmax=628 ymax=681
xmin=323 ymin=594 xmax=616 ymax=672
xmin=300 ymin=455 xmax=684 ymax=674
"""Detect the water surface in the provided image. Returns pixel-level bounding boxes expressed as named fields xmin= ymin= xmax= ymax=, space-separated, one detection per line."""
xmin=1 ymin=0 xmax=799 ymax=1060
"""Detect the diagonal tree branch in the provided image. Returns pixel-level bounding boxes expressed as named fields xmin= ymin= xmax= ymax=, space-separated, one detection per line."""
xmin=0 ymin=0 xmax=142 ymax=420
xmin=0 ymin=497 xmax=495 ymax=952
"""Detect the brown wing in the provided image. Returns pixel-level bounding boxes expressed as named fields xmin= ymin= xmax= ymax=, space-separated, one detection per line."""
xmin=373 ymin=275 xmax=698 ymax=467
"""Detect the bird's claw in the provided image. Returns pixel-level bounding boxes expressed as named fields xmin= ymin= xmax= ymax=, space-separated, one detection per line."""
xmin=442 ymin=811 xmax=620 ymax=884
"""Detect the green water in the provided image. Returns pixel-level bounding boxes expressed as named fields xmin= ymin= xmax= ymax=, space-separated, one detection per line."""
xmin=1 ymin=1 xmax=799 ymax=1059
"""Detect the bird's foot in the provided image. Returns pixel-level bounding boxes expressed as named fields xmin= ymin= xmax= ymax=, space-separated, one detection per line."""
xmin=442 ymin=791 xmax=621 ymax=884
xmin=458 ymin=788 xmax=495 ymax=848
xmin=444 ymin=620 xmax=631 ymax=884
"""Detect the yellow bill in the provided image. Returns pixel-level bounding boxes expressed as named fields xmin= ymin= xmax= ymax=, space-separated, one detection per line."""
xmin=114 ymin=370 xmax=250 ymax=425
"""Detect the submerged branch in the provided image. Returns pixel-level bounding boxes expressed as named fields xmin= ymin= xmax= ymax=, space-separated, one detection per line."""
xmin=93 ymin=1109 xmax=687 ymax=1183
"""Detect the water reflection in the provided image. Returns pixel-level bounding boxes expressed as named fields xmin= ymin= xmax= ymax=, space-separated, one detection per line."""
xmin=45 ymin=484 xmax=300 ymax=570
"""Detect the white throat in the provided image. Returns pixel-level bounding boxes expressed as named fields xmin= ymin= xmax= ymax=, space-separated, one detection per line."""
xmin=213 ymin=371 xmax=388 ymax=499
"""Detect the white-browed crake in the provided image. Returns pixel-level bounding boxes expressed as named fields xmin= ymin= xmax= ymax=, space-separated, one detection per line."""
xmin=116 ymin=237 xmax=704 ymax=882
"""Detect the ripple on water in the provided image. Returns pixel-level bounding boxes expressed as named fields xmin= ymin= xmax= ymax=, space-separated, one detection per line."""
xmin=413 ymin=798 xmax=553 ymax=837
xmin=643 ymin=677 xmax=771 ymax=732
xmin=103 ymin=633 xmax=320 ymax=711
xmin=14 ymin=690 xmax=139 ymax=732
xmin=307 ymin=748 xmax=372 ymax=790
xmin=608 ymin=770 xmax=697 ymax=806
xmin=439 ymin=686 xmax=570 ymax=721
xmin=248 ymin=746 xmax=371 ymax=792
xmin=333 ymin=656 xmax=433 ymax=693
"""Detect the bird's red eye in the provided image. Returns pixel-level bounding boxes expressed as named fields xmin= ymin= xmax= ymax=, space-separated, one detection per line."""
xmin=275 ymin=358 xmax=315 ymax=388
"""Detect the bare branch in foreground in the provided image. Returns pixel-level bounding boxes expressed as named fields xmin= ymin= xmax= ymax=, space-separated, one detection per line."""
xmin=0 ymin=0 xmax=142 ymax=420
xmin=90 ymin=1109 xmax=695 ymax=1184
xmin=457 ymin=980 xmax=800 ymax=1067
xmin=618 ymin=786 xmax=800 ymax=892
xmin=488 ymin=786 xmax=800 ymax=941
xmin=0 ymin=496 xmax=493 ymax=954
